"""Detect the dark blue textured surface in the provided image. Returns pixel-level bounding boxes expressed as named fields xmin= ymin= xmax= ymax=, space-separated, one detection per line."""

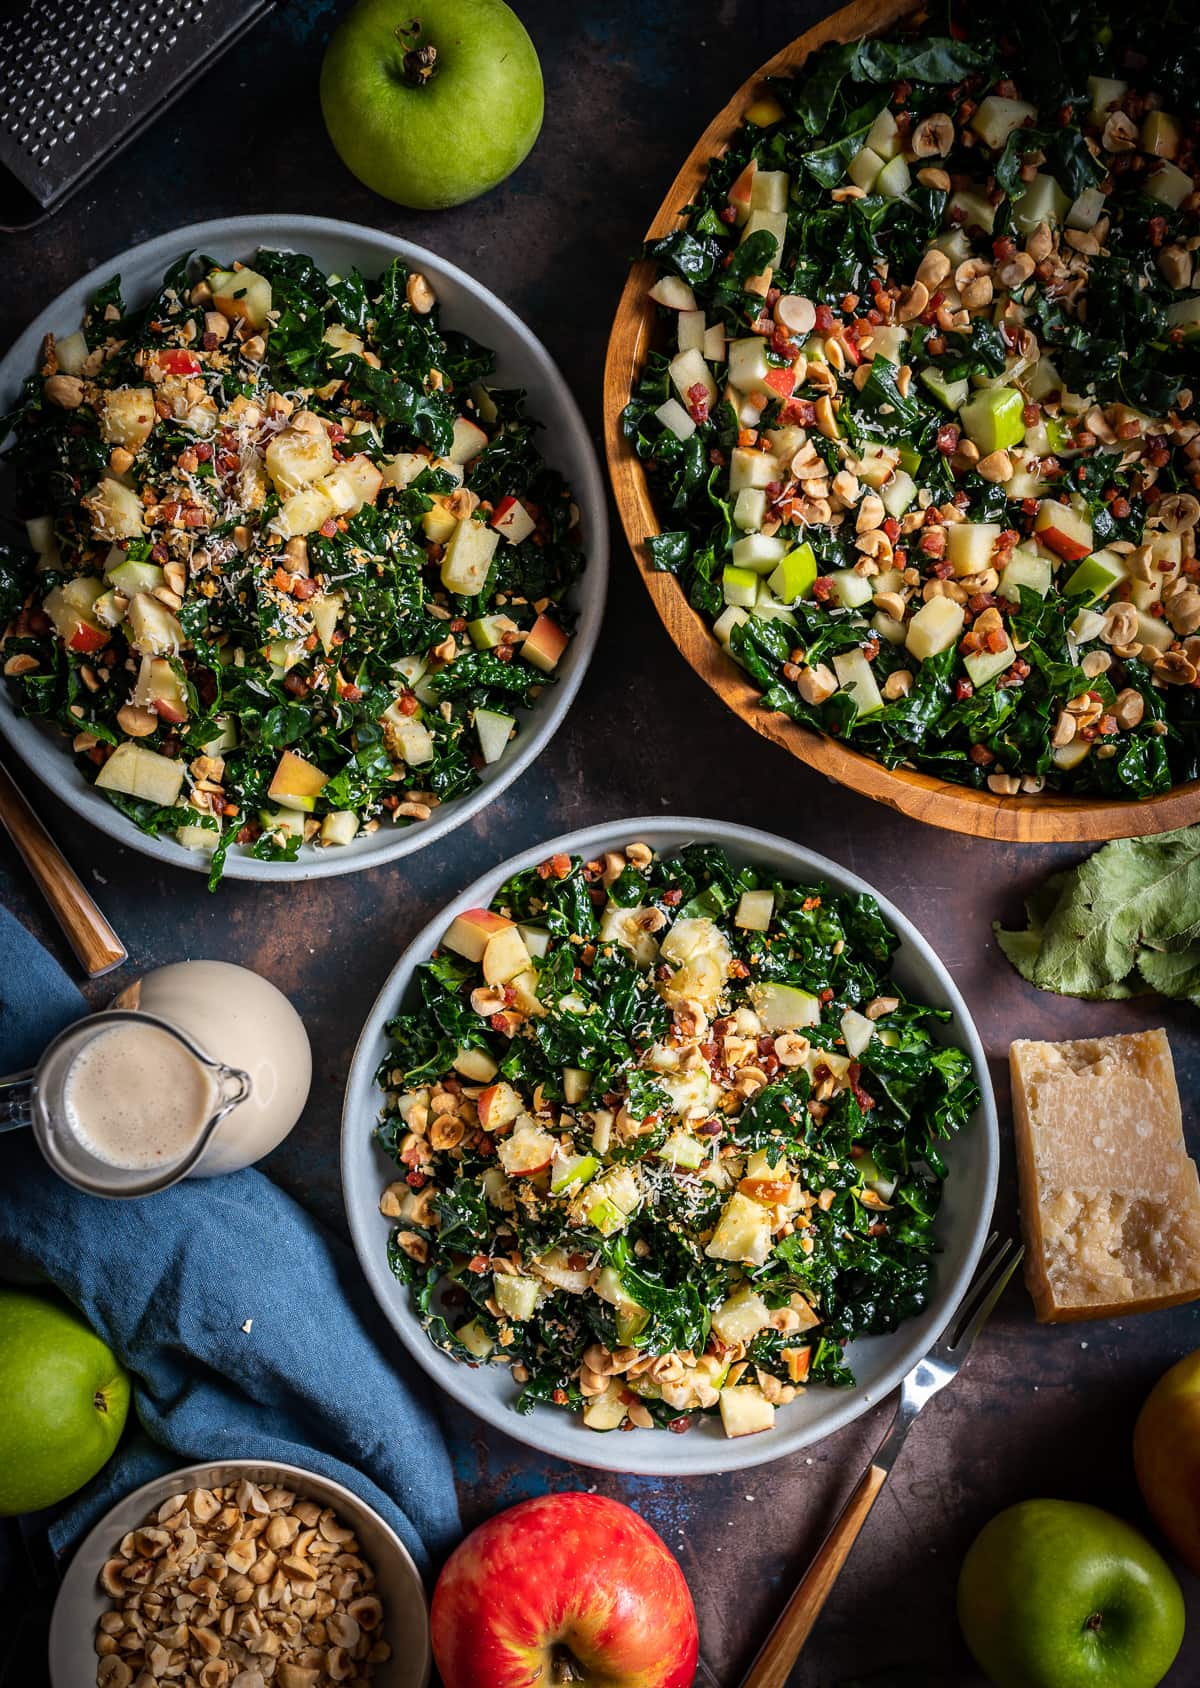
xmin=1 ymin=2 xmax=1198 ymax=1681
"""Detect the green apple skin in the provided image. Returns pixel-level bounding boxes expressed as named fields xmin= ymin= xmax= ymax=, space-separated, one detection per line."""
xmin=1134 ymin=1348 xmax=1200 ymax=1578
xmin=957 ymin=1500 xmax=1185 ymax=1688
xmin=320 ymin=0 xmax=544 ymax=210
xmin=0 ymin=1289 xmax=130 ymax=1515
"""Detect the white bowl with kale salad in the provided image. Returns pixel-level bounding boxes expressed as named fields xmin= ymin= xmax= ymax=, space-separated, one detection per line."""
xmin=0 ymin=216 xmax=605 ymax=883
xmin=341 ymin=820 xmax=997 ymax=1476
xmin=613 ymin=0 xmax=1200 ymax=833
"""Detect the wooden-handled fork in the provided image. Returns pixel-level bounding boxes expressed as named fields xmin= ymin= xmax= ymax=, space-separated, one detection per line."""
xmin=0 ymin=760 xmax=127 ymax=977
xmin=739 ymin=1234 xmax=1023 ymax=1688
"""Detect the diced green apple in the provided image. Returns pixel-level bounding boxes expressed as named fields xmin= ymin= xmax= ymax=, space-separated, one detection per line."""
xmin=865 ymin=106 xmax=900 ymax=159
xmin=964 ymin=637 xmax=1015 ymax=688
xmin=881 ymin=470 xmax=917 ymax=519
xmin=1064 ymin=549 xmax=1126 ymax=604
xmin=998 ymin=552 xmax=1053 ymax=601
xmin=562 ymin=1065 xmax=591 ymax=1104
xmin=920 ymin=367 xmax=970 ymax=412
xmin=703 ymin=323 xmax=726 ymax=361
xmin=677 ymin=310 xmax=707 ymax=354
xmin=96 ymin=741 xmax=185 ymax=807
xmin=848 ymin=146 xmax=885 ymax=191
xmin=453 ymin=1045 xmax=499 ymax=1083
xmin=867 ymin=324 xmax=908 ymax=364
xmin=126 ymin=593 xmax=183 ymax=655
xmin=319 ymin=810 xmax=360 ymax=847
xmin=959 ymin=387 xmax=1026 ymax=454
xmin=106 ymin=558 xmax=163 ymax=596
xmin=711 ymin=1286 xmax=771 ymax=1345
xmin=719 ymin=1385 xmax=775 ymax=1438
xmin=733 ymin=488 xmax=768 ymax=532
xmin=441 ymin=518 xmax=500 ymax=597
xmin=906 ymin=596 xmax=966 ymax=660
xmin=1053 ymin=737 xmax=1092 ymax=772
xmin=735 ymin=888 xmax=775 ymax=931
xmin=876 ymin=155 xmax=911 ymax=198
xmin=585 ymin=1166 xmax=642 ymax=1234
xmin=768 ymin=543 xmax=817 ymax=603
xmin=494 ymin=1275 xmax=541 ymax=1323
xmin=840 ymin=1008 xmax=875 ymax=1059
xmin=386 ymin=712 xmax=435 ymax=766
xmin=1135 ymin=609 xmax=1175 ymax=654
xmin=723 ymin=565 xmax=760 ymax=609
xmin=705 ymin=1191 xmax=773 ymax=1265
xmin=177 ymin=823 xmax=219 ymax=853
xmin=750 ymin=169 xmax=789 ymax=212
xmin=713 ymin=605 xmax=749 ymax=647
xmin=872 ymin=610 xmax=907 ymax=646
xmin=747 ymin=980 xmax=820 ymax=1031
xmin=660 ymin=1130 xmax=707 ymax=1171
xmin=740 ymin=208 xmax=787 ymax=263
xmin=832 ymin=648 xmax=883 ymax=715
xmin=455 ymin=1319 xmax=494 ymax=1362
xmin=971 ymin=95 xmax=1038 ymax=148
xmin=947 ymin=188 xmax=996 ymax=234
xmin=669 ymin=347 xmax=718 ymax=409
xmin=1142 ymin=111 xmax=1182 ymax=160
xmin=648 ymin=274 xmax=697 ymax=311
xmin=828 ymin=568 xmax=874 ymax=610
xmin=1011 ymin=174 xmax=1070 ymax=235
xmin=550 ymin=1152 xmax=600 ymax=1195
xmin=729 ymin=443 xmax=780 ymax=490
xmin=946 ymin=522 xmax=1002 ymax=577
xmin=731 ymin=532 xmax=785 ymax=575
xmin=1088 ymin=75 xmax=1127 ymax=123
xmin=655 ymin=397 xmax=695 ymax=441
xmin=1146 ymin=161 xmax=1194 ymax=210
xmin=475 ymin=707 xmax=515 ymax=766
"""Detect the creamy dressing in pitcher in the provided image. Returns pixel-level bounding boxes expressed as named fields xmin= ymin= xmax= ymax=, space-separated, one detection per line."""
xmin=63 ymin=1020 xmax=216 ymax=1170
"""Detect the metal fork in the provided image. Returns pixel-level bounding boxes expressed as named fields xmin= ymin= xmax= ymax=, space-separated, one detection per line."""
xmin=735 ymin=1233 xmax=1023 ymax=1688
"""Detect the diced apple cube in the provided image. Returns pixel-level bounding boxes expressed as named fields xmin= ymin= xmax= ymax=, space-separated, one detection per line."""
xmin=970 ymin=95 xmax=1038 ymax=149
xmin=380 ymin=451 xmax=431 ymax=489
xmin=668 ymin=347 xmax=717 ymax=409
xmin=449 ymin=415 xmax=488 ymax=465
xmin=728 ymin=159 xmax=757 ymax=225
xmin=733 ymin=487 xmax=767 ymax=532
xmin=719 ymin=1385 xmax=776 ymax=1438
xmin=648 ymin=274 xmax=697 ymax=311
xmin=832 ymin=648 xmax=883 ymax=715
xmin=731 ymin=533 xmax=785 ymax=574
xmin=677 ymin=309 xmax=706 ymax=354
xmin=740 ymin=208 xmax=787 ymax=263
xmin=441 ymin=519 xmax=500 ymax=597
xmin=207 ymin=265 xmax=272 ymax=329
xmin=583 ymin=1383 xmax=630 ymax=1431
xmin=132 ymin=655 xmax=188 ymax=723
xmin=750 ymin=169 xmax=789 ymax=212
xmin=97 ymin=387 xmax=155 ymax=451
xmin=876 ymin=154 xmax=911 ymax=198
xmin=655 ymin=398 xmax=695 ymax=442
xmin=1034 ymin=499 xmax=1092 ymax=562
xmin=268 ymin=749 xmax=327 ymax=813
xmin=703 ymin=324 xmax=726 ymax=362
xmin=476 ymin=1081 xmax=524 ymax=1134
xmin=494 ymin=1275 xmax=541 ymax=1322
xmin=905 ymin=596 xmax=966 ymax=661
xmin=735 ymin=889 xmax=774 ymax=931
xmin=946 ymin=522 xmax=1002 ymax=578
xmin=265 ymin=423 xmax=335 ymax=493
xmin=1145 ymin=161 xmax=1194 ymax=211
xmin=455 ymin=1319 xmax=494 ymax=1361
xmin=522 ymin=614 xmax=569 ymax=673
xmin=963 ymin=637 xmax=1015 ymax=689
xmin=748 ymin=981 xmax=820 ymax=1031
xmin=711 ymin=1286 xmax=771 ymax=1345
xmin=83 ymin=477 xmax=144 ymax=541
xmin=96 ymin=741 xmax=184 ymax=807
xmin=729 ymin=444 xmax=779 ymax=490
xmin=865 ymin=106 xmax=900 ymax=159
xmin=828 ymin=568 xmax=873 ymax=610
xmin=453 ymin=1046 xmax=499 ymax=1083
xmin=705 ymin=1191 xmax=774 ymax=1265
xmin=599 ymin=904 xmax=660 ymax=967
xmin=54 ymin=331 xmax=88 ymax=376
xmin=483 ymin=925 xmax=533 ymax=987
xmin=319 ymin=811 xmax=360 ymax=847
xmin=497 ymin=1123 xmax=557 ymax=1177
xmin=126 ymin=593 xmax=183 ymax=655
xmin=475 ymin=707 xmax=514 ymax=765
xmin=1012 ymin=174 xmax=1070 ymax=235
xmin=998 ymin=552 xmax=1052 ymax=602
xmin=310 ymin=590 xmax=344 ymax=655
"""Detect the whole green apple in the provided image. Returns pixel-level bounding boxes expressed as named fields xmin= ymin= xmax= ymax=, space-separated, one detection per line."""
xmin=1135 ymin=1347 xmax=1200 ymax=1577
xmin=958 ymin=1499 xmax=1184 ymax=1688
xmin=320 ymin=0 xmax=544 ymax=210
xmin=0 ymin=1288 xmax=130 ymax=1515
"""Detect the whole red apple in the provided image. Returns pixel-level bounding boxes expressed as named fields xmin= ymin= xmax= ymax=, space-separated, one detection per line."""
xmin=431 ymin=1492 xmax=698 ymax=1688
xmin=1135 ymin=1347 xmax=1200 ymax=1576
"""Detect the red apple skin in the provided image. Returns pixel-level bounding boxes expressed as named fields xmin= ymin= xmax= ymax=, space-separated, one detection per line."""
xmin=432 ymin=1493 xmax=699 ymax=1688
xmin=1039 ymin=526 xmax=1091 ymax=563
xmin=1134 ymin=1349 xmax=1200 ymax=1577
xmin=523 ymin=614 xmax=569 ymax=673
xmin=66 ymin=621 xmax=109 ymax=653
xmin=763 ymin=367 xmax=795 ymax=399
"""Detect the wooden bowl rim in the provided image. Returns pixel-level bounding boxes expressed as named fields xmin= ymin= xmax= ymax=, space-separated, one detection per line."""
xmin=602 ymin=0 xmax=1200 ymax=844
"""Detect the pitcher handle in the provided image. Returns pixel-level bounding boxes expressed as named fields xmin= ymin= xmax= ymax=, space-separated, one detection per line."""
xmin=0 ymin=1070 xmax=34 ymax=1133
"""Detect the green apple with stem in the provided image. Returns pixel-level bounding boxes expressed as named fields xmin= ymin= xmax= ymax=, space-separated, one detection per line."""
xmin=320 ymin=0 xmax=544 ymax=210
xmin=958 ymin=1499 xmax=1185 ymax=1688
xmin=0 ymin=1288 xmax=130 ymax=1515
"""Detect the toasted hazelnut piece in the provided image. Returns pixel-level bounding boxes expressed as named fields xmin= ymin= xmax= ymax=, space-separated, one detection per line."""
xmin=45 ymin=373 xmax=85 ymax=408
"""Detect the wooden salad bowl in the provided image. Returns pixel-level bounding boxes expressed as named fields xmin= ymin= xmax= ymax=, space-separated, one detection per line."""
xmin=602 ymin=0 xmax=1200 ymax=844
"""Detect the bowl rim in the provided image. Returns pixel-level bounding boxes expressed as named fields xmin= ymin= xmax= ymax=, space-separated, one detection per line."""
xmin=47 ymin=1455 xmax=431 ymax=1688
xmin=340 ymin=813 xmax=1000 ymax=1477
xmin=0 ymin=212 xmax=608 ymax=881
xmin=600 ymin=0 xmax=1200 ymax=845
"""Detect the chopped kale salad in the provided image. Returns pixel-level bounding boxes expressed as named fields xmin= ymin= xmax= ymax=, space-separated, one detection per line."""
xmin=1 ymin=250 xmax=584 ymax=884
xmin=375 ymin=841 xmax=978 ymax=1438
xmin=623 ymin=0 xmax=1200 ymax=800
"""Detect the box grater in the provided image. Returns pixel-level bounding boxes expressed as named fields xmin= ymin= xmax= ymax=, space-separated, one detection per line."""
xmin=0 ymin=0 xmax=275 ymax=230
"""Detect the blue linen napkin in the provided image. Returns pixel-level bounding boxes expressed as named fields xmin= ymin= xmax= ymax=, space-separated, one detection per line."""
xmin=0 ymin=905 xmax=459 ymax=1575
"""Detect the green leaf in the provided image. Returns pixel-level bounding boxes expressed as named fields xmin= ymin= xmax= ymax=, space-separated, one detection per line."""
xmin=995 ymin=827 xmax=1200 ymax=999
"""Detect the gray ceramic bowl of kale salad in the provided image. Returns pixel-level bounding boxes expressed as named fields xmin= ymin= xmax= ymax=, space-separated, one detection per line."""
xmin=0 ymin=217 xmax=605 ymax=883
xmin=622 ymin=0 xmax=1200 ymax=803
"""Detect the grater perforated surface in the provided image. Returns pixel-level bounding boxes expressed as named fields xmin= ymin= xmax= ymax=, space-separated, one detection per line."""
xmin=0 ymin=0 xmax=271 ymax=210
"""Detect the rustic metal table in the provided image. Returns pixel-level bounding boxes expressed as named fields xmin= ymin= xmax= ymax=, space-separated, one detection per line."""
xmin=2 ymin=2 xmax=1198 ymax=1682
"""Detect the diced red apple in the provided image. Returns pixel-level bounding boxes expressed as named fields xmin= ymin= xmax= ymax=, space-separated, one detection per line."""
xmin=648 ymin=274 xmax=698 ymax=311
xmin=497 ymin=1124 xmax=557 ymax=1177
xmin=482 ymin=925 xmax=533 ymax=988
xmin=490 ymin=496 xmax=536 ymax=545
xmin=728 ymin=159 xmax=757 ymax=226
xmin=522 ymin=614 xmax=569 ymax=673
xmin=442 ymin=907 xmax=513 ymax=963
xmin=763 ymin=366 xmax=795 ymax=400
xmin=449 ymin=416 xmax=489 ymax=465
xmin=132 ymin=655 xmax=189 ymax=724
xmin=43 ymin=581 xmax=107 ymax=653
xmin=1034 ymin=498 xmax=1093 ymax=562
xmin=267 ymin=749 xmax=328 ymax=813
xmin=477 ymin=1082 xmax=524 ymax=1134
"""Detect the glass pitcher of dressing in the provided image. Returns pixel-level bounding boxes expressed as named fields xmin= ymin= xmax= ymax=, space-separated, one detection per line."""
xmin=0 ymin=960 xmax=311 ymax=1198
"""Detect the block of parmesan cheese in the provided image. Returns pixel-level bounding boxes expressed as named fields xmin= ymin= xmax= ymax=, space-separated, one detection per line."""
xmin=1010 ymin=1030 xmax=1200 ymax=1323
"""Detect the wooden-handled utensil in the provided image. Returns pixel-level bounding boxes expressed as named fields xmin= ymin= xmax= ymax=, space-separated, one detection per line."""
xmin=740 ymin=1235 xmax=1023 ymax=1688
xmin=0 ymin=761 xmax=127 ymax=977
